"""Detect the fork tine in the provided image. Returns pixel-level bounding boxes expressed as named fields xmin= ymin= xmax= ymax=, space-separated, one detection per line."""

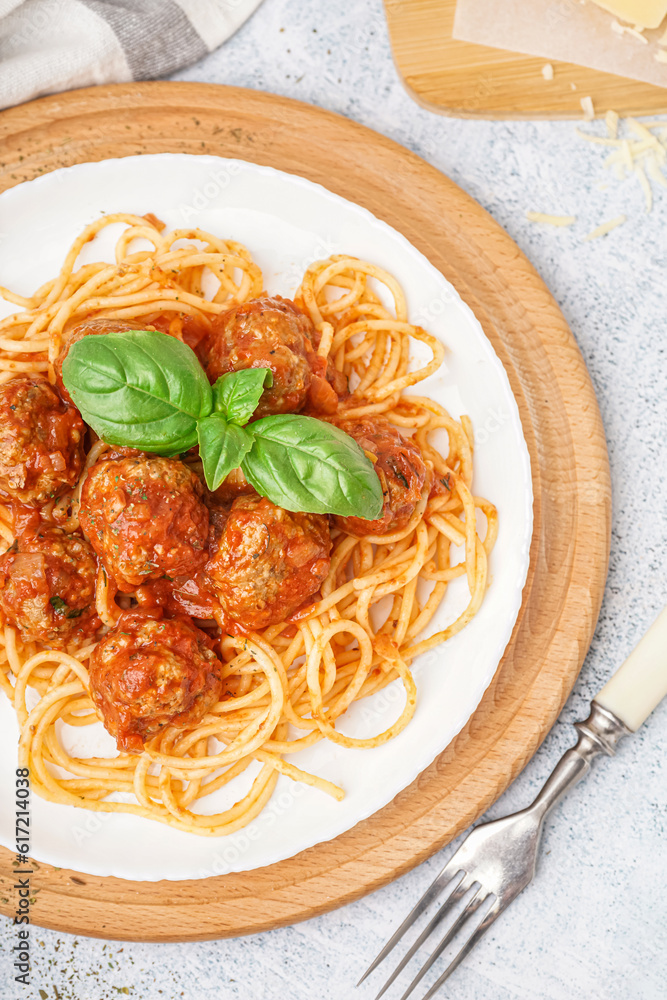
xmin=396 ymin=886 xmax=488 ymax=1000
xmin=370 ymin=874 xmax=470 ymax=1000
xmin=419 ymin=898 xmax=500 ymax=1000
xmin=356 ymin=866 xmax=465 ymax=987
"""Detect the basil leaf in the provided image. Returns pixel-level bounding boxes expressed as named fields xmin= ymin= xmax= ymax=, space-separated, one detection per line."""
xmin=49 ymin=595 xmax=68 ymax=615
xmin=241 ymin=415 xmax=384 ymax=518
xmin=212 ymin=367 xmax=273 ymax=424
xmin=197 ymin=415 xmax=255 ymax=492
xmin=62 ymin=331 xmax=213 ymax=454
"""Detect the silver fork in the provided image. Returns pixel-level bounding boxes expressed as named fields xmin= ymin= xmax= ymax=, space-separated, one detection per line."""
xmin=358 ymin=605 xmax=667 ymax=1000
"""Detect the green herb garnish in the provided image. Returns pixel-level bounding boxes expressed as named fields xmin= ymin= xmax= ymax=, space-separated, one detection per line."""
xmin=62 ymin=331 xmax=383 ymax=519
xmin=389 ymin=460 xmax=409 ymax=489
xmin=49 ymin=596 xmax=83 ymax=619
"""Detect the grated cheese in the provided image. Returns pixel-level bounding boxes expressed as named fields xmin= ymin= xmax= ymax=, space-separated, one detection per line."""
xmin=583 ymin=215 xmax=627 ymax=240
xmin=622 ymin=138 xmax=634 ymax=171
xmin=646 ymin=155 xmax=667 ymax=186
xmin=656 ymin=48 xmax=667 ymax=61
xmin=542 ymin=63 xmax=554 ymax=80
xmin=606 ymin=109 xmax=620 ymax=138
xmin=627 ymin=117 xmax=664 ymax=147
xmin=575 ymin=129 xmax=619 ymax=145
xmin=526 ymin=212 xmax=577 ymax=226
xmin=577 ymin=112 xmax=667 ymax=212
xmin=611 ymin=18 xmax=649 ymax=39
xmin=581 ymin=96 xmax=595 ymax=120
xmin=634 ymin=162 xmax=653 ymax=209
xmin=530 ymin=112 xmax=666 ymax=239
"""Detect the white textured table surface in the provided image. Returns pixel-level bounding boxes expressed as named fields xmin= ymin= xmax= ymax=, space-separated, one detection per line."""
xmin=2 ymin=1 xmax=666 ymax=998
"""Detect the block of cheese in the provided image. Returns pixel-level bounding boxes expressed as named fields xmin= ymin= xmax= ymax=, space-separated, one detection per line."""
xmin=590 ymin=0 xmax=667 ymax=29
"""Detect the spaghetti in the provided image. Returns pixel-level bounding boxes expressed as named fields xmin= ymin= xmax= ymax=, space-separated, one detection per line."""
xmin=0 ymin=214 xmax=497 ymax=836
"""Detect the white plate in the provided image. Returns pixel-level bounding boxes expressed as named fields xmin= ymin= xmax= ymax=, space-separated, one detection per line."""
xmin=0 ymin=155 xmax=533 ymax=881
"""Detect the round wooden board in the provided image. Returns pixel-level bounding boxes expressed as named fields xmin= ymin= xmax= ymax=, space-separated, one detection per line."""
xmin=0 ymin=83 xmax=610 ymax=942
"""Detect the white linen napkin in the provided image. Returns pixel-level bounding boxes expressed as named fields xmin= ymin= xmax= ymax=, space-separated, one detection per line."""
xmin=0 ymin=0 xmax=263 ymax=111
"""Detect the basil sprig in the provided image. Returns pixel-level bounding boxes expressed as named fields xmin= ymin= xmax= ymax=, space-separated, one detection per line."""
xmin=62 ymin=330 xmax=383 ymax=519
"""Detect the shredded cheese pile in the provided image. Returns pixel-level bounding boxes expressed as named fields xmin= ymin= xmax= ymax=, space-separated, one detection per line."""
xmin=576 ymin=113 xmax=667 ymax=212
xmin=526 ymin=111 xmax=665 ymax=241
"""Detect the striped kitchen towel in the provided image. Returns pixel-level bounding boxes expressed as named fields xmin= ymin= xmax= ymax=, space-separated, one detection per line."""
xmin=0 ymin=0 xmax=263 ymax=111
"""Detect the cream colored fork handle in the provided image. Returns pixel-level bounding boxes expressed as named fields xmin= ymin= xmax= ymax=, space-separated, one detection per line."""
xmin=595 ymin=605 xmax=667 ymax=731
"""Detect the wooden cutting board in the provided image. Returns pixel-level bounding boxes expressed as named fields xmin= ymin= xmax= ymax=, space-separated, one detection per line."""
xmin=385 ymin=0 xmax=667 ymax=118
xmin=0 ymin=82 xmax=610 ymax=941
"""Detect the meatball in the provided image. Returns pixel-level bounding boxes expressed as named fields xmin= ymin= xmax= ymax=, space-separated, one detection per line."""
xmin=333 ymin=416 xmax=427 ymax=536
xmin=200 ymin=295 xmax=319 ymax=418
xmin=89 ymin=611 xmax=222 ymax=753
xmin=54 ymin=318 xmax=148 ymax=404
xmin=0 ymin=375 xmax=85 ymax=505
xmin=0 ymin=526 xmax=99 ymax=644
xmin=79 ymin=455 xmax=209 ymax=592
xmin=132 ymin=503 xmax=230 ymax=621
xmin=207 ymin=495 xmax=331 ymax=630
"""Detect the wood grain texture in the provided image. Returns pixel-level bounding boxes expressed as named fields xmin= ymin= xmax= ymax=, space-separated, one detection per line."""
xmin=385 ymin=0 xmax=667 ymax=118
xmin=0 ymin=82 xmax=610 ymax=941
